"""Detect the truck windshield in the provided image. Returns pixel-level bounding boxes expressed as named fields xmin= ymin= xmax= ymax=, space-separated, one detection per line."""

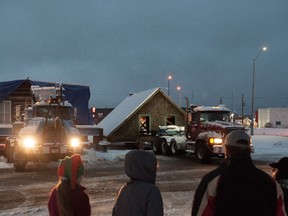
xmin=34 ymin=106 xmax=72 ymax=120
xmin=200 ymin=111 xmax=230 ymax=122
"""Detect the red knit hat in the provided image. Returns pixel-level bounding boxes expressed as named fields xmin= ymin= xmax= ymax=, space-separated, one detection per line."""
xmin=58 ymin=154 xmax=84 ymax=189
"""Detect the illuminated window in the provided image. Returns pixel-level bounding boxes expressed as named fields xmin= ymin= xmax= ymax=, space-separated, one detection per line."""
xmin=139 ymin=115 xmax=150 ymax=134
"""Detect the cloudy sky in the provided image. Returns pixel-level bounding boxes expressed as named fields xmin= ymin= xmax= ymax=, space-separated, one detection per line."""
xmin=1 ymin=0 xmax=288 ymax=113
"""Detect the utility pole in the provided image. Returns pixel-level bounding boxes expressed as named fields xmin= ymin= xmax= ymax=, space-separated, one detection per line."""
xmin=242 ymin=94 xmax=245 ymax=125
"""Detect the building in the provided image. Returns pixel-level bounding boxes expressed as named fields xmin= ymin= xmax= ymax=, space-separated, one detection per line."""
xmin=90 ymin=107 xmax=114 ymax=124
xmin=258 ymin=107 xmax=288 ymax=128
xmin=97 ymin=88 xmax=186 ymax=145
xmin=0 ymin=79 xmax=93 ymax=125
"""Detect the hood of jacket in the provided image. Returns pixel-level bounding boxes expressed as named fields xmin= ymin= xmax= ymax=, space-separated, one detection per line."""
xmin=125 ymin=150 xmax=157 ymax=184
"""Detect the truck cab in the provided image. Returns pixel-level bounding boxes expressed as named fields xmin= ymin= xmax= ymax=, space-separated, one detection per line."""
xmin=6 ymin=85 xmax=84 ymax=171
xmin=186 ymin=105 xmax=249 ymax=162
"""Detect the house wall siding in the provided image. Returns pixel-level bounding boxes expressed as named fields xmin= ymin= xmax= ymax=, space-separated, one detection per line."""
xmin=258 ymin=108 xmax=288 ymax=128
xmin=108 ymin=92 xmax=185 ymax=142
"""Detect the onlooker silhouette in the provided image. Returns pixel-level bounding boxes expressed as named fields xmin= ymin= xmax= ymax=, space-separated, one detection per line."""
xmin=192 ymin=130 xmax=287 ymax=216
xmin=112 ymin=150 xmax=163 ymax=216
xmin=48 ymin=154 xmax=91 ymax=216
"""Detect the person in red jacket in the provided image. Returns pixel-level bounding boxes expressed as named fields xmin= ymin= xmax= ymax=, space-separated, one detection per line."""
xmin=48 ymin=154 xmax=91 ymax=216
xmin=192 ymin=130 xmax=287 ymax=216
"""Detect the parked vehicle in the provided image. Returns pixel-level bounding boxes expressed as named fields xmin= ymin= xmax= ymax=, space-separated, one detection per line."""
xmin=5 ymin=85 xmax=84 ymax=171
xmin=152 ymin=102 xmax=253 ymax=163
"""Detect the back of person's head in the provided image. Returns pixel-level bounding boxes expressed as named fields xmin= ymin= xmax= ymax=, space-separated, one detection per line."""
xmin=270 ymin=157 xmax=288 ymax=180
xmin=56 ymin=154 xmax=84 ymax=216
xmin=224 ymin=130 xmax=251 ymax=156
xmin=125 ymin=150 xmax=158 ymax=184
xmin=58 ymin=154 xmax=84 ymax=189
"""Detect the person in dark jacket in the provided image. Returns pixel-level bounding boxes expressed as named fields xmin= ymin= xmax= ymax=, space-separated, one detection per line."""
xmin=192 ymin=130 xmax=287 ymax=216
xmin=48 ymin=154 xmax=91 ymax=216
xmin=270 ymin=157 xmax=288 ymax=214
xmin=112 ymin=150 xmax=163 ymax=216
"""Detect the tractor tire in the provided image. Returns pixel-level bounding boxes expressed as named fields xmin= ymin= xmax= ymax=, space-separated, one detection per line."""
xmin=196 ymin=143 xmax=211 ymax=164
xmin=14 ymin=160 xmax=27 ymax=172
xmin=13 ymin=151 xmax=27 ymax=172
xmin=5 ymin=141 xmax=14 ymax=163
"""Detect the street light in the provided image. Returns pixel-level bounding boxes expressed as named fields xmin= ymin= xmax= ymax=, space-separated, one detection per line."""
xmin=177 ymin=86 xmax=182 ymax=107
xmin=167 ymin=75 xmax=172 ymax=96
xmin=251 ymin=46 xmax=267 ymax=135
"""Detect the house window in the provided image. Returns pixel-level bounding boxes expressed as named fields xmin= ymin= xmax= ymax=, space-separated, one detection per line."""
xmin=139 ymin=115 xmax=150 ymax=135
xmin=0 ymin=101 xmax=11 ymax=124
xmin=166 ymin=116 xmax=175 ymax=125
xmin=276 ymin=121 xmax=281 ymax=126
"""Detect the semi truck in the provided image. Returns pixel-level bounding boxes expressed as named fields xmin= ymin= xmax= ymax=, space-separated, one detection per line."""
xmin=152 ymin=103 xmax=252 ymax=163
xmin=5 ymin=85 xmax=84 ymax=171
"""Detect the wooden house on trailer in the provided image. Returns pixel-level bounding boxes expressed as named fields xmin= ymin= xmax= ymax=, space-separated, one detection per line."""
xmin=97 ymin=87 xmax=185 ymax=147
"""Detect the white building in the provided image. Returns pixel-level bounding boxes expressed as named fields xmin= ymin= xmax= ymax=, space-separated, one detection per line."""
xmin=258 ymin=107 xmax=288 ymax=128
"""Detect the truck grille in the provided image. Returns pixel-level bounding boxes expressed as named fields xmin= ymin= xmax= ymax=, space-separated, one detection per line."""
xmin=43 ymin=121 xmax=67 ymax=144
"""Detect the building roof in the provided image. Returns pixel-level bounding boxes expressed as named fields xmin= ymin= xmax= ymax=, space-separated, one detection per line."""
xmin=97 ymin=87 xmax=184 ymax=136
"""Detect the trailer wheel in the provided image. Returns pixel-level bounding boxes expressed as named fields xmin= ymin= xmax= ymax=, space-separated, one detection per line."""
xmin=170 ymin=140 xmax=179 ymax=156
xmin=152 ymin=139 xmax=162 ymax=154
xmin=196 ymin=143 xmax=211 ymax=163
xmin=160 ymin=139 xmax=171 ymax=156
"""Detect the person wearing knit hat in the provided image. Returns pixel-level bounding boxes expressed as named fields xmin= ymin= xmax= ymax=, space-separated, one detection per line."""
xmin=48 ymin=154 xmax=91 ymax=216
xmin=270 ymin=157 xmax=288 ymax=213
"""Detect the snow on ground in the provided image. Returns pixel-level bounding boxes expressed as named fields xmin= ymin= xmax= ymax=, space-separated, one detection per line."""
xmin=251 ymin=128 xmax=288 ymax=162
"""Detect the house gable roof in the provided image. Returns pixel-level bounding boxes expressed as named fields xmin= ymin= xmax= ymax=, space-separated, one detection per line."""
xmin=97 ymin=87 xmax=184 ymax=136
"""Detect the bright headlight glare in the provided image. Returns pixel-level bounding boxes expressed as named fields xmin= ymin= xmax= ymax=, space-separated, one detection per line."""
xmin=209 ymin=138 xmax=222 ymax=144
xmin=70 ymin=138 xmax=80 ymax=147
xmin=23 ymin=137 xmax=36 ymax=148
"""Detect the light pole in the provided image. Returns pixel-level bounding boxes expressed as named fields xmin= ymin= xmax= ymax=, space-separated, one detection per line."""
xmin=167 ymin=75 xmax=172 ymax=96
xmin=251 ymin=47 xmax=267 ymax=135
xmin=177 ymin=86 xmax=182 ymax=107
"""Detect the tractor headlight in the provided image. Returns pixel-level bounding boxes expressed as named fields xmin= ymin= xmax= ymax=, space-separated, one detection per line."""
xmin=209 ymin=138 xmax=222 ymax=145
xmin=23 ymin=137 xmax=36 ymax=148
xmin=70 ymin=137 xmax=80 ymax=147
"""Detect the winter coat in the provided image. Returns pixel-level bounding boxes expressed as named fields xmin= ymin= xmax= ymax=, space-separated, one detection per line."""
xmin=48 ymin=184 xmax=91 ymax=216
xmin=112 ymin=150 xmax=163 ymax=216
xmin=195 ymin=154 xmax=287 ymax=216
xmin=277 ymin=179 xmax=288 ymax=214
xmin=191 ymin=162 xmax=228 ymax=216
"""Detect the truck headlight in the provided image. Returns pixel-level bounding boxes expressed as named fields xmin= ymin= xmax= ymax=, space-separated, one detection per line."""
xmin=23 ymin=137 xmax=36 ymax=148
xmin=209 ymin=138 xmax=222 ymax=145
xmin=70 ymin=137 xmax=80 ymax=147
